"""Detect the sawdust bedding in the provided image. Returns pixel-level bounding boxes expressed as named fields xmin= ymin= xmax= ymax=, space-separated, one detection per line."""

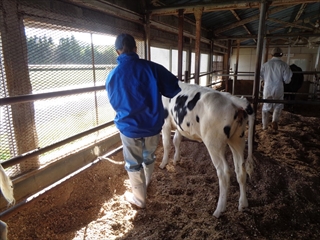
xmin=2 ymin=105 xmax=320 ymax=240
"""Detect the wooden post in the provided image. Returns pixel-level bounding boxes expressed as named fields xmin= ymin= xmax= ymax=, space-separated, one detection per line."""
xmin=184 ymin=70 xmax=189 ymax=82
xmin=194 ymin=7 xmax=203 ymax=85
xmin=207 ymin=40 xmax=213 ymax=86
xmin=178 ymin=9 xmax=184 ymax=81
xmin=0 ymin=0 xmax=40 ymax=171
xmin=252 ymin=0 xmax=268 ymax=139
xmin=233 ymin=40 xmax=240 ymax=95
xmin=187 ymin=39 xmax=192 ymax=83
xmin=144 ymin=13 xmax=151 ymax=60
xmin=224 ymin=39 xmax=232 ymax=92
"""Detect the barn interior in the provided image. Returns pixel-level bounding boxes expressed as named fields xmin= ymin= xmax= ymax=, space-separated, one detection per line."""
xmin=0 ymin=0 xmax=320 ymax=239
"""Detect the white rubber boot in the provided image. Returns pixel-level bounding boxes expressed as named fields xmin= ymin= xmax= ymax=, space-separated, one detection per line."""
xmin=262 ymin=110 xmax=269 ymax=130
xmin=0 ymin=220 xmax=8 ymax=240
xmin=143 ymin=162 xmax=155 ymax=188
xmin=272 ymin=108 xmax=282 ymax=130
xmin=125 ymin=170 xmax=146 ymax=208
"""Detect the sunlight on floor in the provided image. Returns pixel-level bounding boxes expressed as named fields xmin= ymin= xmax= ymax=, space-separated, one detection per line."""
xmin=72 ymin=179 xmax=137 ymax=239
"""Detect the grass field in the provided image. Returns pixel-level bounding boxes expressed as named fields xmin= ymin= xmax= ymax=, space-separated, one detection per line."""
xmin=29 ymin=64 xmax=115 ymax=92
xmin=1 ymin=65 xmax=116 ymax=165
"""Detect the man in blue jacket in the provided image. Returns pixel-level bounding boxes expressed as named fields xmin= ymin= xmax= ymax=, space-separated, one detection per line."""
xmin=106 ymin=33 xmax=181 ymax=208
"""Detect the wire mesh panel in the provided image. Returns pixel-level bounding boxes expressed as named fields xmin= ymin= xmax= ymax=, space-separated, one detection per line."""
xmin=211 ymin=54 xmax=224 ymax=88
xmin=0 ymin=2 xmax=41 ymax=173
xmin=0 ymin=38 xmax=14 ymax=162
xmin=0 ymin=4 xmax=145 ymax=177
xmin=25 ymin=23 xmax=118 ymax=92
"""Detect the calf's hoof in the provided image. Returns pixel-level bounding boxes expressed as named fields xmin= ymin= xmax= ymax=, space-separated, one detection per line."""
xmin=213 ymin=210 xmax=221 ymax=218
xmin=159 ymin=163 xmax=166 ymax=169
xmin=238 ymin=199 xmax=248 ymax=211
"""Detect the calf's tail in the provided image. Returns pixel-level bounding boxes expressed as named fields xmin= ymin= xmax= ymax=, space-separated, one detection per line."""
xmin=229 ymin=95 xmax=255 ymax=179
xmin=0 ymin=165 xmax=15 ymax=205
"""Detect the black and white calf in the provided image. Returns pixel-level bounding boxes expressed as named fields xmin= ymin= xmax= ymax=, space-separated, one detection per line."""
xmin=160 ymin=81 xmax=254 ymax=218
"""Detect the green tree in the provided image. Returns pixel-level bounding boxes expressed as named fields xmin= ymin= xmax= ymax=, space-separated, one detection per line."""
xmin=55 ymin=36 xmax=83 ymax=64
xmin=27 ymin=34 xmax=118 ymax=65
xmin=27 ymin=35 xmax=54 ymax=64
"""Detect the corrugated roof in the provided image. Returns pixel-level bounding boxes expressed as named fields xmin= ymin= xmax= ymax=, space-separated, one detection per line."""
xmin=64 ymin=0 xmax=320 ymax=47
xmin=150 ymin=0 xmax=320 ymax=47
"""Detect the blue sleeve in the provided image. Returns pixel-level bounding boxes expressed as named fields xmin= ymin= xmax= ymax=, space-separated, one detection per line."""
xmin=153 ymin=63 xmax=181 ymax=98
xmin=105 ymin=70 xmax=117 ymax=109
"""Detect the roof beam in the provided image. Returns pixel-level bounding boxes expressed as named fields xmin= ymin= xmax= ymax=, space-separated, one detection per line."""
xmin=230 ymin=9 xmax=256 ymax=43
xmin=149 ymin=20 xmax=212 ymax=45
xmin=149 ymin=0 xmax=259 ymax=15
xmin=214 ymin=6 xmax=288 ymax=34
xmin=288 ymin=3 xmax=307 ymax=33
xmin=268 ymin=17 xmax=314 ymax=31
xmin=230 ymin=9 xmax=252 ymax=35
xmin=148 ymin=0 xmax=316 ymax=16
xmin=214 ymin=31 xmax=320 ymax=40
xmin=65 ymin=0 xmax=142 ymax=23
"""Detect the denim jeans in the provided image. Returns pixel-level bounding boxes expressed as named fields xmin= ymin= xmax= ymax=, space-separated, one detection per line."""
xmin=120 ymin=133 xmax=160 ymax=172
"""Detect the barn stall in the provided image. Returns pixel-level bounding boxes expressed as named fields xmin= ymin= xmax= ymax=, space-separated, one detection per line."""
xmin=3 ymin=105 xmax=320 ymax=239
xmin=0 ymin=0 xmax=320 ymax=239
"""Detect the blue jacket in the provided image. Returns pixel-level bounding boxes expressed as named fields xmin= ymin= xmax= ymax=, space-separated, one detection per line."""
xmin=106 ymin=52 xmax=181 ymax=138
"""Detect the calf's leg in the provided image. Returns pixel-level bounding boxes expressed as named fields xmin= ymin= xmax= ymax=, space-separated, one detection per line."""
xmin=173 ymin=130 xmax=182 ymax=165
xmin=160 ymin=120 xmax=172 ymax=169
xmin=204 ymin=141 xmax=230 ymax=218
xmin=228 ymin=137 xmax=249 ymax=211
xmin=213 ymin=153 xmax=230 ymax=218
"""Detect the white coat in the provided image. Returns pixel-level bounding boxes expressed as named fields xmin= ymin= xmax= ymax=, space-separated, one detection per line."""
xmin=260 ymin=57 xmax=293 ymax=112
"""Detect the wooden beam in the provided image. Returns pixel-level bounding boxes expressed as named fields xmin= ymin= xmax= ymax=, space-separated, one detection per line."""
xmin=148 ymin=0 xmax=316 ymax=16
xmin=214 ymin=31 xmax=320 ymax=40
xmin=268 ymin=18 xmax=313 ymax=31
xmin=66 ymin=0 xmax=142 ymax=23
xmin=149 ymin=0 xmax=260 ymax=15
xmin=288 ymin=3 xmax=307 ymax=33
xmin=149 ymin=19 xmax=211 ymax=45
xmin=215 ymin=5 xmax=288 ymax=34
xmin=230 ymin=9 xmax=256 ymax=43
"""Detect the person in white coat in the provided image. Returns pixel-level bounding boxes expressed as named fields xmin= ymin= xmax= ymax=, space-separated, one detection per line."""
xmin=260 ymin=47 xmax=293 ymax=130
